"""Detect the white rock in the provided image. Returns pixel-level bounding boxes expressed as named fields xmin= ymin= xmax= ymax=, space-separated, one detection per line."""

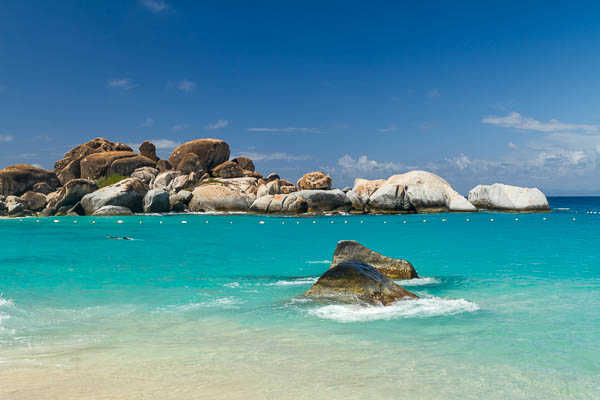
xmin=81 ymin=178 xmax=148 ymax=215
xmin=143 ymin=189 xmax=170 ymax=213
xmin=467 ymin=183 xmax=549 ymax=212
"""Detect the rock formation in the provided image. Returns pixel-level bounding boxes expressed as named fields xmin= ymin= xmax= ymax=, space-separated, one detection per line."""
xmin=467 ymin=183 xmax=550 ymax=212
xmin=168 ymin=139 xmax=230 ymax=173
xmin=81 ymin=178 xmax=148 ymax=215
xmin=0 ymin=164 xmax=60 ymax=197
xmin=296 ymin=171 xmax=332 ymax=190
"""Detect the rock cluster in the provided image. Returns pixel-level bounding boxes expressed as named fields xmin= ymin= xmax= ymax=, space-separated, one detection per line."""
xmin=0 ymin=137 xmax=552 ymax=218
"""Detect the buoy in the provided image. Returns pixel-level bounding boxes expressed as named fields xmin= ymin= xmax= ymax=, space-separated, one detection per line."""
xmin=282 ymin=221 xmax=285 ymax=224
xmin=296 ymin=221 xmax=300 ymax=224
xmin=330 ymin=221 xmax=334 ymax=224
xmin=19 ymin=219 xmax=23 ymax=222
xmin=543 ymin=217 xmax=547 ymax=221
xmin=53 ymin=219 xmax=59 ymax=223
xmin=383 ymin=220 xmax=387 ymax=224
xmin=205 ymin=220 xmax=208 ymax=224
xmin=442 ymin=219 xmax=447 ymax=222
xmin=423 ymin=219 xmax=427 ymax=223
xmin=117 ymin=220 xmax=124 ymax=224
xmin=313 ymin=221 xmax=316 ymax=224
xmin=466 ymin=218 xmax=470 ymax=222
xmin=515 ymin=218 xmax=519 ymax=221
xmin=159 ymin=221 xmax=163 ymax=224
xmin=572 ymin=217 xmax=576 ymax=221
xmin=139 ymin=221 xmax=143 ymax=224
xmin=92 ymin=221 xmax=96 ymax=224
xmin=259 ymin=221 xmax=265 ymax=225
xmin=230 ymin=221 xmax=233 ymax=224
xmin=36 ymin=220 xmax=40 ymax=223
xmin=360 ymin=220 xmax=364 ymax=224
xmin=181 ymin=220 xmax=188 ymax=224
xmin=490 ymin=218 xmax=494 ymax=222
xmin=344 ymin=220 xmax=348 ymax=224
xmin=402 ymin=221 xmax=406 ymax=224
xmin=74 ymin=220 xmax=78 ymax=224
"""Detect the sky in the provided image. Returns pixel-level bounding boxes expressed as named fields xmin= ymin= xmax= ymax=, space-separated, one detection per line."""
xmin=2 ymin=1 xmax=600 ymax=195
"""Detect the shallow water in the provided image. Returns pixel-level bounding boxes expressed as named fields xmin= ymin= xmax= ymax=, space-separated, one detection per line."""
xmin=1 ymin=198 xmax=599 ymax=399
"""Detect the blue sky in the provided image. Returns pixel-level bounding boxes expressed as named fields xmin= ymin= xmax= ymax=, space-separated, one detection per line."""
xmin=2 ymin=1 xmax=600 ymax=194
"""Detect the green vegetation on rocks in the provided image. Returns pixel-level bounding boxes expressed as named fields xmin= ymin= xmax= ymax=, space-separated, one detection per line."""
xmin=96 ymin=175 xmax=128 ymax=188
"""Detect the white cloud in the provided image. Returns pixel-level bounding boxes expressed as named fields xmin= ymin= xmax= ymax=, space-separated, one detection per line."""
xmin=108 ymin=78 xmax=138 ymax=90
xmin=141 ymin=118 xmax=155 ymax=128
xmin=0 ymin=134 xmax=13 ymax=142
xmin=139 ymin=0 xmax=170 ymax=12
xmin=482 ymin=112 xmax=598 ymax=133
xmin=171 ymin=123 xmax=190 ymax=132
xmin=207 ymin=120 xmax=229 ymax=130
xmin=336 ymin=155 xmax=406 ymax=176
xmin=236 ymin=152 xmax=312 ymax=161
xmin=378 ymin=125 xmax=397 ymax=133
xmin=508 ymin=141 xmax=518 ymax=149
xmin=248 ymin=127 xmax=321 ymax=133
xmin=426 ymin=88 xmax=440 ymax=99
xmin=127 ymin=139 xmax=180 ymax=151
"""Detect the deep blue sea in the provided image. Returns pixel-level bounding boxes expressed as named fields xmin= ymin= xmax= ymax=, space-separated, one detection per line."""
xmin=1 ymin=197 xmax=599 ymax=399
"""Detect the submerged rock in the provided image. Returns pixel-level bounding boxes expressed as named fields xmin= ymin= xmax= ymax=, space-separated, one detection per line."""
xmin=467 ymin=183 xmax=550 ymax=212
xmin=305 ymin=261 xmax=417 ymax=306
xmin=331 ymin=240 xmax=418 ymax=279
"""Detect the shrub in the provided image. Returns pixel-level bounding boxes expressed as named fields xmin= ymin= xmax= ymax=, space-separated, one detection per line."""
xmin=96 ymin=175 xmax=128 ymax=188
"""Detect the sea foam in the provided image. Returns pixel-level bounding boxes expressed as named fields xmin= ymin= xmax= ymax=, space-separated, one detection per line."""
xmin=308 ymin=296 xmax=479 ymax=323
xmin=266 ymin=277 xmax=319 ymax=286
xmin=395 ymin=277 xmax=440 ymax=286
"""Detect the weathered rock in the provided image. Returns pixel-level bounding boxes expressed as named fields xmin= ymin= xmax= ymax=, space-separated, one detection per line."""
xmin=467 ymin=183 xmax=550 ymax=212
xmin=152 ymin=171 xmax=181 ymax=190
xmin=266 ymin=173 xmax=280 ymax=182
xmin=156 ymin=159 xmax=172 ymax=172
xmin=249 ymin=193 xmax=308 ymax=214
xmin=131 ymin=167 xmax=159 ymax=185
xmin=0 ymin=164 xmax=60 ymax=197
xmin=189 ymin=183 xmax=254 ymax=212
xmin=139 ymin=141 xmax=158 ymax=162
xmin=67 ymin=201 xmax=85 ymax=216
xmin=331 ymin=240 xmax=418 ymax=279
xmin=143 ymin=189 xmax=170 ymax=213
xmin=81 ymin=178 xmax=148 ymax=215
xmin=305 ymin=261 xmax=417 ymax=306
xmin=54 ymin=138 xmax=132 ymax=184
xmin=168 ymin=174 xmax=190 ymax=192
xmin=7 ymin=202 xmax=25 ymax=216
xmin=296 ymin=171 xmax=332 ymax=190
xmin=211 ymin=161 xmax=244 ymax=179
xmin=0 ymin=200 xmax=6 ymax=213
xmin=109 ymin=155 xmax=156 ymax=178
xmin=92 ymin=205 xmax=134 ymax=216
xmin=33 ymin=182 xmax=53 ymax=195
xmin=20 ymin=191 xmax=47 ymax=211
xmin=168 ymin=139 xmax=230 ymax=172
xmin=169 ymin=190 xmax=193 ymax=212
xmin=79 ymin=151 xmax=136 ymax=180
xmin=232 ymin=156 xmax=255 ymax=172
xmin=243 ymin=170 xmax=263 ymax=179
xmin=353 ymin=178 xmax=385 ymax=203
xmin=49 ymin=179 xmax=98 ymax=210
xmin=176 ymin=153 xmax=204 ymax=175
xmin=367 ymin=171 xmax=476 ymax=213
xmin=292 ymin=189 xmax=351 ymax=213
xmin=346 ymin=190 xmax=365 ymax=211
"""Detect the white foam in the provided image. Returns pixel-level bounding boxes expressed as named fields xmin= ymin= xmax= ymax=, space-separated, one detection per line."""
xmin=0 ymin=295 xmax=14 ymax=308
xmin=395 ymin=277 xmax=440 ymax=286
xmin=308 ymin=296 xmax=479 ymax=323
xmin=267 ymin=277 xmax=319 ymax=286
xmin=224 ymin=282 xmax=240 ymax=288
xmin=306 ymin=260 xmax=330 ymax=264
xmin=162 ymin=297 xmax=246 ymax=312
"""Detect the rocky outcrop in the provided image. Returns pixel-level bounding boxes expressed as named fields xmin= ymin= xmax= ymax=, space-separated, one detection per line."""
xmin=353 ymin=178 xmax=385 ymax=203
xmin=143 ymin=189 xmax=170 ymax=213
xmin=296 ymin=171 xmax=332 ymax=190
xmin=304 ymin=261 xmax=417 ymax=306
xmin=156 ymin=159 xmax=172 ymax=172
xmin=53 ymin=138 xmax=132 ymax=184
xmin=168 ymin=139 xmax=230 ymax=173
xmin=139 ymin=141 xmax=158 ymax=162
xmin=33 ymin=182 xmax=53 ymax=195
xmin=109 ymin=155 xmax=156 ymax=177
xmin=257 ymin=179 xmax=297 ymax=198
xmin=293 ymin=189 xmax=351 ymax=213
xmin=467 ymin=183 xmax=550 ymax=212
xmin=331 ymin=240 xmax=418 ymax=279
xmin=232 ymin=156 xmax=255 ymax=172
xmin=211 ymin=161 xmax=244 ymax=179
xmin=363 ymin=171 xmax=476 ymax=213
xmin=81 ymin=178 xmax=148 ymax=215
xmin=80 ymin=151 xmax=156 ymax=180
xmin=249 ymin=193 xmax=308 ymax=214
xmin=20 ymin=191 xmax=47 ymax=211
xmin=131 ymin=167 xmax=159 ymax=185
xmin=49 ymin=179 xmax=99 ymax=210
xmin=152 ymin=171 xmax=181 ymax=190
xmin=92 ymin=205 xmax=134 ymax=216
xmin=0 ymin=164 xmax=60 ymax=196
xmin=176 ymin=153 xmax=203 ymax=175
xmin=188 ymin=183 xmax=255 ymax=212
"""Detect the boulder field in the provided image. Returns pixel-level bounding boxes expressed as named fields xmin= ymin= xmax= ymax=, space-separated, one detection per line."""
xmin=0 ymin=137 xmax=551 ymax=217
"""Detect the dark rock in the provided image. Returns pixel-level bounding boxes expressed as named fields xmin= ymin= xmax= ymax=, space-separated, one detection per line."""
xmin=79 ymin=151 xmax=137 ymax=180
xmin=168 ymin=139 xmax=230 ymax=172
xmin=109 ymin=155 xmax=156 ymax=177
xmin=49 ymin=179 xmax=98 ymax=210
xmin=139 ymin=141 xmax=158 ymax=162
xmin=7 ymin=202 xmax=25 ymax=216
xmin=156 ymin=159 xmax=172 ymax=172
xmin=143 ymin=189 xmax=170 ymax=213
xmin=0 ymin=164 xmax=60 ymax=197
xmin=67 ymin=201 xmax=85 ymax=216
xmin=176 ymin=153 xmax=204 ymax=175
xmin=33 ymin=182 xmax=53 ymax=195
xmin=232 ymin=156 xmax=255 ymax=172
xmin=305 ymin=261 xmax=417 ymax=306
xmin=211 ymin=161 xmax=244 ymax=179
xmin=331 ymin=240 xmax=418 ymax=279
xmin=20 ymin=191 xmax=47 ymax=211
xmin=266 ymin=173 xmax=280 ymax=182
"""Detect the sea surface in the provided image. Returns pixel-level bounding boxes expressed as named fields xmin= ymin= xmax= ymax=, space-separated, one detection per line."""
xmin=1 ymin=197 xmax=599 ymax=399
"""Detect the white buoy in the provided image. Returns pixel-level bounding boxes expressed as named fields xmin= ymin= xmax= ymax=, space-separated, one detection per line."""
xmin=259 ymin=221 xmax=265 ymax=225
xmin=442 ymin=219 xmax=447 ymax=222
xmin=181 ymin=220 xmax=188 ymax=224
xmin=282 ymin=221 xmax=285 ymax=224
xmin=543 ymin=217 xmax=547 ymax=221
xmin=36 ymin=220 xmax=40 ymax=223
xmin=313 ymin=220 xmax=316 ymax=224
xmin=490 ymin=218 xmax=494 ymax=222
xmin=360 ymin=220 xmax=364 ymax=224
xmin=403 ymin=221 xmax=406 ymax=224
xmin=230 ymin=221 xmax=233 ymax=224
xmin=53 ymin=219 xmax=59 ymax=223
xmin=515 ymin=218 xmax=519 ymax=221
xmin=296 ymin=221 xmax=300 ymax=224
xmin=159 ymin=221 xmax=163 ymax=224
xmin=19 ymin=219 xmax=23 ymax=222
xmin=205 ymin=220 xmax=208 ymax=224
xmin=117 ymin=220 xmax=124 ymax=224
xmin=383 ymin=220 xmax=387 ymax=224
xmin=74 ymin=220 xmax=78 ymax=224
xmin=423 ymin=219 xmax=427 ymax=223
xmin=330 ymin=221 xmax=334 ymax=224
xmin=92 ymin=221 xmax=96 ymax=224
xmin=139 ymin=221 xmax=143 ymax=224
xmin=344 ymin=220 xmax=348 ymax=224
xmin=466 ymin=218 xmax=470 ymax=222
xmin=572 ymin=217 xmax=576 ymax=221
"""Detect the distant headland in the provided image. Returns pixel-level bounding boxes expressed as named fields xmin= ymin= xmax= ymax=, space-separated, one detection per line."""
xmin=0 ymin=138 xmax=550 ymax=218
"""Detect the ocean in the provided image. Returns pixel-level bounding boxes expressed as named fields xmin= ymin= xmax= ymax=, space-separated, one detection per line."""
xmin=1 ymin=197 xmax=599 ymax=399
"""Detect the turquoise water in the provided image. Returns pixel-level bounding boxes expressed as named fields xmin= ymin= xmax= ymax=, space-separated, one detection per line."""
xmin=1 ymin=198 xmax=599 ymax=399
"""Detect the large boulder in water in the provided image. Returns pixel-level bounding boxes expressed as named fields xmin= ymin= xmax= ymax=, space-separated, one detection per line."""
xmin=353 ymin=178 xmax=385 ymax=203
xmin=305 ymin=261 xmax=417 ymax=306
xmin=168 ymin=139 xmax=230 ymax=173
xmin=331 ymin=240 xmax=418 ymax=279
xmin=0 ymin=164 xmax=60 ymax=196
xmin=467 ymin=183 xmax=550 ymax=212
xmin=143 ymin=189 xmax=170 ymax=213
xmin=81 ymin=178 xmax=148 ymax=215
xmin=53 ymin=137 xmax=132 ymax=184
xmin=296 ymin=171 xmax=332 ymax=190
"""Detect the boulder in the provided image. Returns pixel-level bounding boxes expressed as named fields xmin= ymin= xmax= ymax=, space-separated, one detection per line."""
xmin=266 ymin=173 xmax=280 ymax=182
xmin=257 ymin=179 xmax=297 ymax=198
xmin=81 ymin=178 xmax=148 ymax=215
xmin=467 ymin=183 xmax=550 ymax=212
xmin=131 ymin=167 xmax=159 ymax=185
xmin=32 ymin=182 xmax=53 ymax=195
xmin=168 ymin=139 xmax=230 ymax=172
xmin=176 ymin=153 xmax=204 ymax=175
xmin=232 ymin=156 xmax=255 ymax=172
xmin=0 ymin=200 xmax=6 ymax=213
xmin=92 ymin=205 xmax=134 ymax=216
xmin=20 ymin=191 xmax=47 ymax=211
xmin=79 ymin=151 xmax=136 ymax=180
xmin=67 ymin=202 xmax=85 ymax=216
xmin=139 ymin=141 xmax=158 ymax=162
xmin=0 ymin=164 xmax=60 ymax=197
xmin=143 ymin=189 xmax=170 ymax=213
xmin=368 ymin=171 xmax=476 ymax=213
xmin=292 ymin=189 xmax=351 ymax=213
xmin=156 ymin=159 xmax=172 ymax=172
xmin=249 ymin=193 xmax=308 ymax=214
xmin=7 ymin=202 xmax=25 ymax=216
xmin=188 ymin=183 xmax=254 ymax=212
xmin=243 ymin=170 xmax=263 ymax=179
xmin=109 ymin=155 xmax=156 ymax=177
xmin=211 ymin=161 xmax=244 ymax=179
xmin=353 ymin=178 xmax=385 ymax=203
xmin=53 ymin=138 xmax=132 ymax=184
xmin=346 ymin=190 xmax=365 ymax=211
xmin=296 ymin=171 xmax=332 ymax=190
xmin=49 ymin=179 xmax=98 ymax=210
xmin=168 ymin=174 xmax=190 ymax=192
xmin=331 ymin=240 xmax=418 ymax=279
xmin=304 ymin=261 xmax=417 ymax=306
xmin=152 ymin=171 xmax=181 ymax=190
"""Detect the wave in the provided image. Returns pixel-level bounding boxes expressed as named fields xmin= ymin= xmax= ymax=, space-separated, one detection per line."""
xmin=308 ymin=296 xmax=479 ymax=323
xmin=306 ymin=260 xmax=330 ymax=264
xmin=395 ymin=277 xmax=440 ymax=286
xmin=0 ymin=295 xmax=14 ymax=308
xmin=159 ymin=297 xmax=246 ymax=312
xmin=0 ymin=295 xmax=15 ymax=334
xmin=266 ymin=277 xmax=319 ymax=286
